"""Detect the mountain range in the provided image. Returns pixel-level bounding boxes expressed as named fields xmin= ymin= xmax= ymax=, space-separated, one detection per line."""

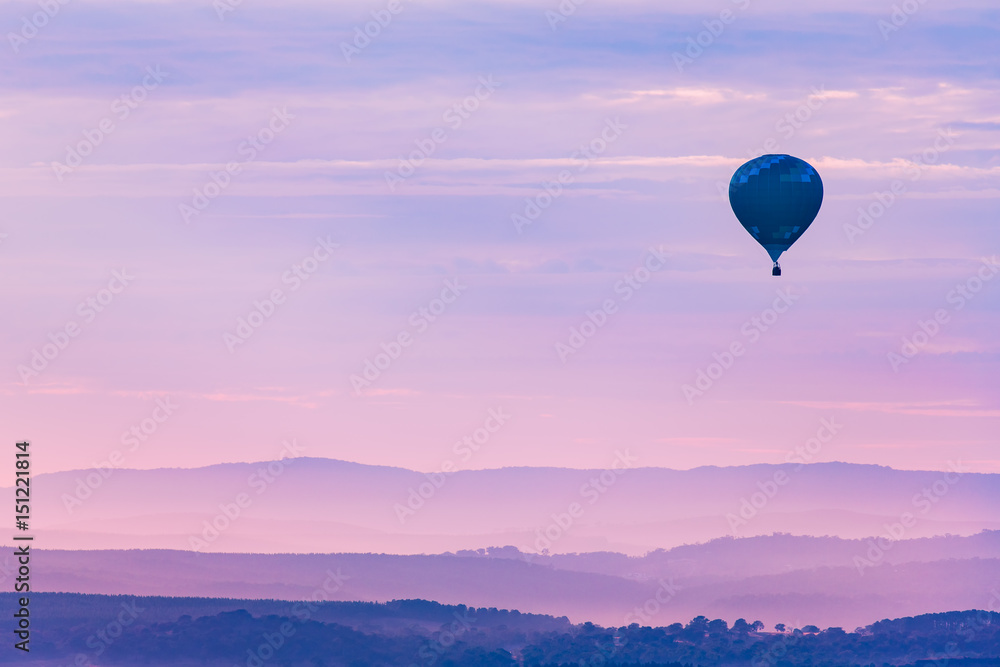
xmin=10 ymin=531 xmax=1000 ymax=629
xmin=8 ymin=458 xmax=997 ymax=555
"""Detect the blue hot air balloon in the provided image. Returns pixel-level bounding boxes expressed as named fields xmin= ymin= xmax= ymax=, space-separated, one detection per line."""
xmin=729 ymin=154 xmax=823 ymax=276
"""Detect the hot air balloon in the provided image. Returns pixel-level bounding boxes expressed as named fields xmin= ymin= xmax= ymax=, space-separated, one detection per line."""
xmin=729 ymin=154 xmax=823 ymax=276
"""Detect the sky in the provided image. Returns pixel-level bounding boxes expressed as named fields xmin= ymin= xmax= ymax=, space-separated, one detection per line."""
xmin=2 ymin=0 xmax=999 ymax=476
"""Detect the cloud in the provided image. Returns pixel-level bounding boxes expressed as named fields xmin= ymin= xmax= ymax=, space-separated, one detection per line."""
xmin=779 ymin=400 xmax=1000 ymax=418
xmin=952 ymin=121 xmax=1000 ymax=131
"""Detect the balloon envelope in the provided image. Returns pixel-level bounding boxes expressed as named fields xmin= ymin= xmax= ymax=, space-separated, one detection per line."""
xmin=729 ymin=154 xmax=823 ymax=264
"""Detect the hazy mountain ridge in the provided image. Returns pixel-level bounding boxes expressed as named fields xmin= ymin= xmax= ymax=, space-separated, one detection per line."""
xmin=463 ymin=530 xmax=1000 ymax=579
xmin=7 ymin=458 xmax=998 ymax=555
xmin=10 ymin=531 xmax=1000 ymax=628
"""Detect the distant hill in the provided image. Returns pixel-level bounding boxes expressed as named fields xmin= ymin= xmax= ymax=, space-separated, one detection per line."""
xmin=5 ymin=592 xmax=998 ymax=666
xmin=527 ymin=530 xmax=1000 ymax=578
xmin=5 ymin=458 xmax=997 ymax=555
xmin=12 ymin=531 xmax=1000 ymax=629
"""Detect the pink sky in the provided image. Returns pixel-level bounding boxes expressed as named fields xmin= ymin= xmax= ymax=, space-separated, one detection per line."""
xmin=2 ymin=0 xmax=998 ymax=475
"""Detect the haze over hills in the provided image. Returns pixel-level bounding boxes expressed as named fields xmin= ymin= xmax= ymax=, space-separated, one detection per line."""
xmin=12 ymin=532 xmax=1000 ymax=629
xmin=6 ymin=458 xmax=997 ymax=555
xmin=14 ymin=593 xmax=1000 ymax=667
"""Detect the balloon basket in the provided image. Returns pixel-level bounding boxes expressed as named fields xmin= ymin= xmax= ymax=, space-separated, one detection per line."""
xmin=772 ymin=263 xmax=781 ymax=277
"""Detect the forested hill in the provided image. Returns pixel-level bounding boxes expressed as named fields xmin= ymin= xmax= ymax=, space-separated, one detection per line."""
xmin=5 ymin=593 xmax=998 ymax=666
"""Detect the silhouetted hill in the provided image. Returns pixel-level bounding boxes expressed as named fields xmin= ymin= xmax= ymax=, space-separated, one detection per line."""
xmin=5 ymin=458 xmax=997 ymax=555
xmin=11 ymin=531 xmax=1000 ymax=628
xmin=468 ymin=531 xmax=1000 ymax=579
xmin=4 ymin=593 xmax=997 ymax=666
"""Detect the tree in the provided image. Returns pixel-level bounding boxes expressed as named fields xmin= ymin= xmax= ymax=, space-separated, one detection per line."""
xmin=683 ymin=616 xmax=709 ymax=642
xmin=707 ymin=619 xmax=729 ymax=634
xmin=774 ymin=623 xmax=786 ymax=633
xmin=732 ymin=618 xmax=751 ymax=634
xmin=685 ymin=616 xmax=709 ymax=633
xmin=751 ymin=620 xmax=765 ymax=632
xmin=802 ymin=625 xmax=820 ymax=634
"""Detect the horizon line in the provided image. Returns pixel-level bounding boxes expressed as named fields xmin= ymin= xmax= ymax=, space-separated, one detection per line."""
xmin=22 ymin=456 xmax=987 ymax=480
